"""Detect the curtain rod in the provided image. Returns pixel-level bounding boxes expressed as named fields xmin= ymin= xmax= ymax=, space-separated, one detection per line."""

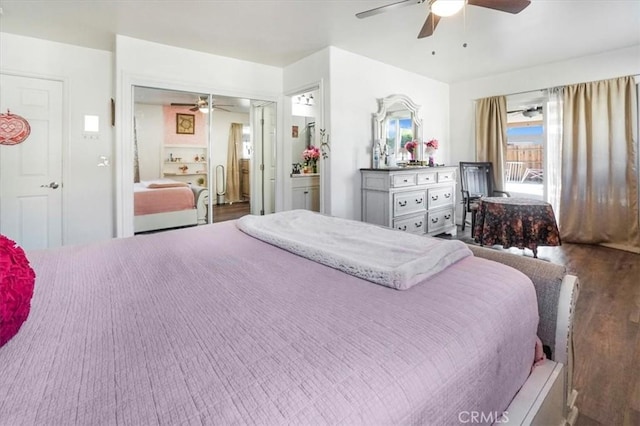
xmin=497 ymin=74 xmax=640 ymax=99
xmin=504 ymin=88 xmax=546 ymax=98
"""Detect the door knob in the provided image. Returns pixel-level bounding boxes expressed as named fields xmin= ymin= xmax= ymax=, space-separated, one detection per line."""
xmin=40 ymin=182 xmax=60 ymax=189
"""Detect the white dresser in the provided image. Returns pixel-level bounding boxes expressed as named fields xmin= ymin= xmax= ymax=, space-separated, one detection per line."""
xmin=361 ymin=166 xmax=457 ymax=236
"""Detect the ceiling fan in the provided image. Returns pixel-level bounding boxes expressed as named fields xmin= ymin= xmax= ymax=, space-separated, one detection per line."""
xmin=508 ymin=106 xmax=542 ymax=117
xmin=171 ymin=96 xmax=232 ymax=113
xmin=356 ymin=0 xmax=531 ymax=39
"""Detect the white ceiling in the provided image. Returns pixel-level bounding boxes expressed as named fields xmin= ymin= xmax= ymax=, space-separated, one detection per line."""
xmin=1 ymin=0 xmax=639 ymax=83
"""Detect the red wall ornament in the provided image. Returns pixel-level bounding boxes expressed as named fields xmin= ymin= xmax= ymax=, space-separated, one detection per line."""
xmin=0 ymin=109 xmax=31 ymax=146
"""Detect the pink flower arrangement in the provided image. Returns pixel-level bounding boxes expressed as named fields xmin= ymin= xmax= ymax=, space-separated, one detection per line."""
xmin=404 ymin=140 xmax=419 ymax=154
xmin=405 ymin=139 xmax=439 ymax=154
xmin=302 ymin=146 xmax=320 ymax=164
xmin=0 ymin=234 xmax=36 ymax=347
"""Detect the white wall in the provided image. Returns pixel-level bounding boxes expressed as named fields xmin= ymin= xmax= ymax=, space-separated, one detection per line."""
xmin=115 ymin=35 xmax=283 ymax=236
xmin=329 ymin=47 xmax=450 ymax=220
xmin=134 ymin=103 xmax=163 ymax=180
xmin=0 ymin=33 xmax=114 ymax=245
xmin=450 ymin=44 xmax=640 ymax=223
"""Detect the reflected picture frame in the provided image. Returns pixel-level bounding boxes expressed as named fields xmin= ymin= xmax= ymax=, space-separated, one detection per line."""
xmin=176 ymin=113 xmax=195 ymax=135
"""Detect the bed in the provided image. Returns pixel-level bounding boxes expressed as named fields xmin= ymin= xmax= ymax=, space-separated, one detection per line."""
xmin=0 ymin=211 xmax=578 ymax=425
xmin=133 ymin=179 xmax=208 ymax=233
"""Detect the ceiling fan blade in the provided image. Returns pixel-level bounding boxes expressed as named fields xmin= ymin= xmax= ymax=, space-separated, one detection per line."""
xmin=214 ymin=107 xmax=232 ymax=113
xmin=170 ymin=103 xmax=195 ymax=106
xmin=417 ymin=12 xmax=440 ymax=39
xmin=467 ymin=0 xmax=531 ymax=14
xmin=356 ymin=0 xmax=417 ymax=19
xmin=189 ymin=106 xmax=199 ymax=112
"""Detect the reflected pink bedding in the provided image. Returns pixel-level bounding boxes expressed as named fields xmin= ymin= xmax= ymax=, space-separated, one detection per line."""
xmin=0 ymin=221 xmax=538 ymax=425
xmin=133 ymin=182 xmax=195 ymax=215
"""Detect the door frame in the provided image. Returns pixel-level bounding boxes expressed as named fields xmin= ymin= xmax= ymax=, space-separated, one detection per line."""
xmin=283 ymin=79 xmax=326 ymax=213
xmin=0 ymin=70 xmax=69 ymax=245
xmin=117 ymin=73 xmax=280 ymax=237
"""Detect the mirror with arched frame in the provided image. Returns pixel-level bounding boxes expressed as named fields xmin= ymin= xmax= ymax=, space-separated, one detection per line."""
xmin=373 ymin=94 xmax=422 ymax=166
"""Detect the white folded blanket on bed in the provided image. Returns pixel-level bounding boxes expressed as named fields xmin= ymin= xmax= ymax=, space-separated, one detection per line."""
xmin=142 ymin=179 xmax=189 ymax=189
xmin=237 ymin=210 xmax=472 ymax=290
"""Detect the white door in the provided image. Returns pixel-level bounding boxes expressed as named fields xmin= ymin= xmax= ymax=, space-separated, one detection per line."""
xmin=263 ymin=103 xmax=277 ymax=215
xmin=251 ymin=101 xmax=276 ymax=215
xmin=0 ymin=74 xmax=63 ymax=250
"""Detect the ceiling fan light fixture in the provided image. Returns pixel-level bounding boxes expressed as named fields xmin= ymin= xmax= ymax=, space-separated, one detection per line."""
xmin=431 ymin=0 xmax=464 ymax=17
xmin=199 ymin=105 xmax=209 ymax=113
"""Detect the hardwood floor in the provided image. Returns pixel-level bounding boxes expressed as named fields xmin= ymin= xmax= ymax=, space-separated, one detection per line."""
xmin=212 ymin=200 xmax=251 ymax=223
xmin=450 ymin=226 xmax=640 ymax=425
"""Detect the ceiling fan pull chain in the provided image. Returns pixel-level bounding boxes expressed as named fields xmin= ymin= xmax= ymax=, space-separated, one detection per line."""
xmin=462 ymin=1 xmax=468 ymax=48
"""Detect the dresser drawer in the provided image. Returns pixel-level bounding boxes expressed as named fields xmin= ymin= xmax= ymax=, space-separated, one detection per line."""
xmin=417 ymin=171 xmax=437 ymax=185
xmin=438 ymin=170 xmax=455 ymax=183
xmin=428 ymin=186 xmax=454 ymax=209
xmin=391 ymin=173 xmax=417 ymax=188
xmin=393 ymin=214 xmax=426 ymax=234
xmin=428 ymin=207 xmax=454 ymax=233
xmin=394 ymin=190 xmax=426 ymax=216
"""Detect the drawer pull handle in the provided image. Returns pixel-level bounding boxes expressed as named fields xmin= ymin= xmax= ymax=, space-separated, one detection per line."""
xmin=403 ymin=179 xmax=408 ymax=183
xmin=398 ymin=200 xmax=407 ymax=207
xmin=444 ymin=193 xmax=451 ymax=198
xmin=431 ymin=195 xmax=439 ymax=201
xmin=415 ymin=221 xmax=423 ymax=228
xmin=431 ymin=217 xmax=439 ymax=223
xmin=444 ymin=214 xmax=451 ymax=220
xmin=443 ymin=175 xmax=450 ymax=179
xmin=398 ymin=225 xmax=407 ymax=231
xmin=415 ymin=198 xmax=423 ymax=204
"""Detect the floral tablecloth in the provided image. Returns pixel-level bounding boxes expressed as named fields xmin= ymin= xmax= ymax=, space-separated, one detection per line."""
xmin=473 ymin=197 xmax=561 ymax=258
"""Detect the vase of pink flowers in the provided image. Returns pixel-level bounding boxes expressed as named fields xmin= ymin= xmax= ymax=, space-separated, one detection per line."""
xmin=302 ymin=145 xmax=320 ymax=173
xmin=425 ymin=138 xmax=439 ymax=167
xmin=404 ymin=140 xmax=418 ymax=161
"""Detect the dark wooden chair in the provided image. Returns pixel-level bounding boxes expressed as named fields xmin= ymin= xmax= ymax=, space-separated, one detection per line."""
xmin=459 ymin=162 xmax=510 ymax=231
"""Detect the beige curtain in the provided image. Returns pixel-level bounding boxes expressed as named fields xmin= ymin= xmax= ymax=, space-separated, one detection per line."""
xmin=226 ymin=123 xmax=243 ymax=202
xmin=560 ymin=76 xmax=639 ymax=252
xmin=475 ymin=96 xmax=508 ymax=191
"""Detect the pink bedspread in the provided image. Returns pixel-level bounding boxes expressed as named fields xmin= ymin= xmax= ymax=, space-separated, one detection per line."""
xmin=0 ymin=221 xmax=538 ymax=425
xmin=133 ymin=182 xmax=195 ymax=215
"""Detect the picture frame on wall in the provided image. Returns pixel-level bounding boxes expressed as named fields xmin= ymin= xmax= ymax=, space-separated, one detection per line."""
xmin=176 ymin=113 xmax=195 ymax=135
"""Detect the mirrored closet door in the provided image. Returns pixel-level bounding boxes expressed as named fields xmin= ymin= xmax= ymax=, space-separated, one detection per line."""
xmin=132 ymin=86 xmax=276 ymax=233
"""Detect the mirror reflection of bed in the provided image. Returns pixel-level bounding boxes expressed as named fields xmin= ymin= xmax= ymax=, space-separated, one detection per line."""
xmin=132 ymin=87 xmax=274 ymax=233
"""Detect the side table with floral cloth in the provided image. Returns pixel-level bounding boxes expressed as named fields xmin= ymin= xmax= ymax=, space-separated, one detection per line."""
xmin=473 ymin=197 xmax=561 ymax=258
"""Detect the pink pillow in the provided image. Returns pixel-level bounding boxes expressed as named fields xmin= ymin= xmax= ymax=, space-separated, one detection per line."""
xmin=0 ymin=235 xmax=35 ymax=347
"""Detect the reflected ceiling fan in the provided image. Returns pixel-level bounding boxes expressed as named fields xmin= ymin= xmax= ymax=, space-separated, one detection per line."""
xmin=171 ymin=96 xmax=233 ymax=113
xmin=508 ymin=106 xmax=542 ymax=117
xmin=356 ymin=0 xmax=531 ymax=39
